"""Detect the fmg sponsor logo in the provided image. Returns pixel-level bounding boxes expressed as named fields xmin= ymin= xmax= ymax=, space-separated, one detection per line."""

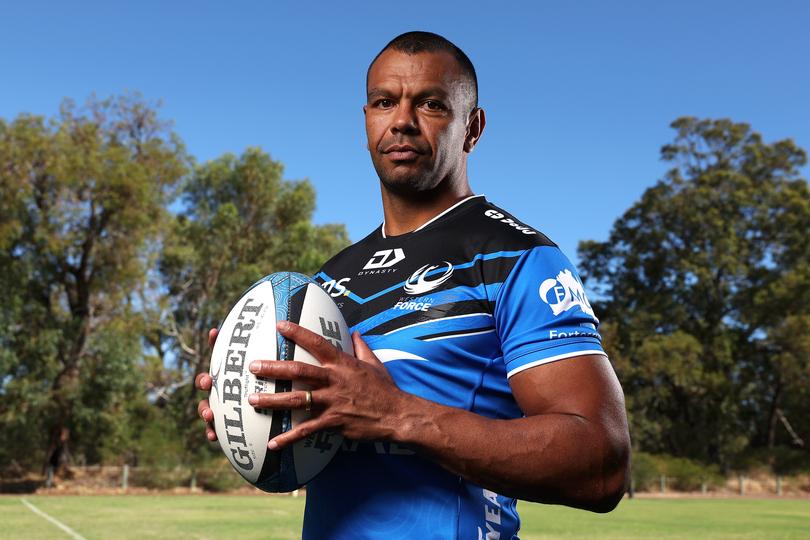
xmin=539 ymin=269 xmax=595 ymax=318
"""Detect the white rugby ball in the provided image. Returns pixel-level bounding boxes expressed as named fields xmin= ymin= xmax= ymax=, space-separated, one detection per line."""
xmin=208 ymin=272 xmax=350 ymax=492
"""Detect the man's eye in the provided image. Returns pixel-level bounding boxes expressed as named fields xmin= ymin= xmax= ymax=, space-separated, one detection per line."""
xmin=423 ymin=100 xmax=444 ymax=111
xmin=376 ymin=99 xmax=394 ymax=108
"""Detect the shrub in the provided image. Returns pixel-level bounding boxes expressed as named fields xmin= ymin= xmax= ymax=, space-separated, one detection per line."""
xmin=197 ymin=458 xmax=246 ymax=492
xmin=630 ymin=452 xmax=660 ymax=491
xmin=632 ymin=453 xmax=724 ymax=492
xmin=657 ymin=455 xmax=724 ymax=491
xmin=130 ymin=466 xmax=190 ymax=490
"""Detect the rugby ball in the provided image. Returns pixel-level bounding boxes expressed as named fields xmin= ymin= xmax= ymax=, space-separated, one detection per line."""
xmin=208 ymin=272 xmax=350 ymax=492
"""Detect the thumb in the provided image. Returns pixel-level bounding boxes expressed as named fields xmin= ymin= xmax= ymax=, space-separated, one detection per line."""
xmin=352 ymin=331 xmax=382 ymax=366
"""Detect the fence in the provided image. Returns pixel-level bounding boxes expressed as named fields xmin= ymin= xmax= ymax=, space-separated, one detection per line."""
xmin=3 ymin=464 xmax=807 ymax=497
xmin=7 ymin=464 xmax=302 ymax=495
xmin=628 ymin=472 xmax=806 ymax=497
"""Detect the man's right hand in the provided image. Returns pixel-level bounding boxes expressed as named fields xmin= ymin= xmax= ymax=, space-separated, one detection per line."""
xmin=195 ymin=328 xmax=219 ymax=441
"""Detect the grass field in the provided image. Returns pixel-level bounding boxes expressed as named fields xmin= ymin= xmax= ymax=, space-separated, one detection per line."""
xmin=1 ymin=495 xmax=808 ymax=539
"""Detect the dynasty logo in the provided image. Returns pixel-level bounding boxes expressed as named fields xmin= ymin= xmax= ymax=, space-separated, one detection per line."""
xmin=363 ymin=248 xmax=406 ymax=269
xmin=360 ymin=248 xmax=406 ymax=275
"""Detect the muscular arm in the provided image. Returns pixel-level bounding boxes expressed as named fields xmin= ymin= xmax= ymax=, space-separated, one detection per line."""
xmin=200 ymin=324 xmax=630 ymax=512
xmin=256 ymin=323 xmax=630 ymax=512
xmin=390 ymin=354 xmax=630 ymax=511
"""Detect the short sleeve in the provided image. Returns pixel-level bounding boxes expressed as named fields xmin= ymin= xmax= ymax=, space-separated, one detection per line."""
xmin=494 ymin=246 xmax=606 ymax=378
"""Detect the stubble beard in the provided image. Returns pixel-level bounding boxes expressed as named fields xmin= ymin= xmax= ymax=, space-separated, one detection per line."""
xmin=374 ymin=160 xmax=440 ymax=197
xmin=378 ymin=172 xmax=436 ymax=196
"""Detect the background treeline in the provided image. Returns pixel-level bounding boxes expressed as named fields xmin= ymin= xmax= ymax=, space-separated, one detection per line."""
xmin=578 ymin=117 xmax=810 ymax=478
xmin=0 ymin=95 xmax=808 ymax=487
xmin=0 ymin=94 xmax=349 ymax=481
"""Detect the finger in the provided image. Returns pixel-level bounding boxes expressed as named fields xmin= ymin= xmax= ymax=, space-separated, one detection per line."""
xmin=197 ymin=399 xmax=213 ymax=422
xmin=198 ymin=398 xmax=217 ymax=441
xmin=268 ymin=419 xmax=333 ymax=451
xmin=208 ymin=327 xmax=219 ymax=349
xmin=248 ymin=360 xmax=329 ymax=386
xmin=248 ymin=389 xmax=320 ymax=410
xmin=277 ymin=321 xmax=341 ymax=364
xmin=195 ymin=372 xmax=212 ymax=391
xmin=352 ymin=331 xmax=382 ymax=366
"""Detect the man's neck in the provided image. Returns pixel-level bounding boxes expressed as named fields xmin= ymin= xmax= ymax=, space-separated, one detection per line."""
xmin=379 ymin=179 xmax=475 ymax=237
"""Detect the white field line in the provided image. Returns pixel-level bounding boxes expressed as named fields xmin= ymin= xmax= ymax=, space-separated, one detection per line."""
xmin=20 ymin=498 xmax=87 ymax=540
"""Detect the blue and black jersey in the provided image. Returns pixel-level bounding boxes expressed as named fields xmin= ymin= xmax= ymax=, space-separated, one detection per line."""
xmin=305 ymin=195 xmax=605 ymax=540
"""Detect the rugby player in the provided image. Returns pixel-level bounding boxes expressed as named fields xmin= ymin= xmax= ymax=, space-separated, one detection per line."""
xmin=196 ymin=31 xmax=630 ymax=539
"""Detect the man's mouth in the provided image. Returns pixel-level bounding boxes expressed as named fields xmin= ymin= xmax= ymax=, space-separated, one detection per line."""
xmin=382 ymin=144 xmax=423 ymax=162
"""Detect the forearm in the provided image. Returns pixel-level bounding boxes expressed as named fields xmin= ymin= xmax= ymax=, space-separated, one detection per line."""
xmin=390 ymin=392 xmax=629 ymax=511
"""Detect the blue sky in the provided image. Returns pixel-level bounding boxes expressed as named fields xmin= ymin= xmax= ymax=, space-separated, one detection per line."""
xmin=2 ymin=0 xmax=808 ymax=261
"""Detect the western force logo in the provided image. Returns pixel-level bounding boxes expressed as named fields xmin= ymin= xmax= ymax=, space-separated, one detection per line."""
xmin=404 ymin=261 xmax=454 ymax=295
xmin=394 ymin=300 xmax=432 ymax=311
xmin=363 ymin=248 xmax=406 ymax=270
xmin=539 ymin=269 xmax=595 ymax=318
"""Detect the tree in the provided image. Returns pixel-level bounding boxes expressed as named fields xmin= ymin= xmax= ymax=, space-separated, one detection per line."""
xmin=579 ymin=117 xmax=809 ymax=467
xmin=155 ymin=148 xmax=349 ymax=466
xmin=0 ymin=94 xmax=187 ymax=472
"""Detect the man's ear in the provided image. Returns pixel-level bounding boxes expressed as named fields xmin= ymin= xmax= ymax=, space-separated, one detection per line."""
xmin=363 ymin=104 xmax=369 ymax=150
xmin=464 ymin=107 xmax=486 ymax=153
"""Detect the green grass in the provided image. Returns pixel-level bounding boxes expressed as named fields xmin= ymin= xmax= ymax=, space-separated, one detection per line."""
xmin=517 ymin=498 xmax=810 ymax=539
xmin=1 ymin=495 xmax=808 ymax=539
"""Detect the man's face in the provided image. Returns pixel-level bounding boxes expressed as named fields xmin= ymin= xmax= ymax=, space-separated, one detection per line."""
xmin=364 ymin=49 xmax=475 ymax=194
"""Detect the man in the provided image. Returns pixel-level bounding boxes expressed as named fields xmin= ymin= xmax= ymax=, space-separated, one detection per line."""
xmin=196 ymin=31 xmax=630 ymax=539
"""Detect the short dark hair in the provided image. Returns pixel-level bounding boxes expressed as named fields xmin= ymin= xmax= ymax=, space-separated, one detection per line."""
xmin=367 ymin=31 xmax=478 ymax=110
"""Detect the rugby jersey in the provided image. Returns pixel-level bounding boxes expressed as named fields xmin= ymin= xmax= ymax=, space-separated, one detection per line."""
xmin=304 ymin=195 xmax=604 ymax=540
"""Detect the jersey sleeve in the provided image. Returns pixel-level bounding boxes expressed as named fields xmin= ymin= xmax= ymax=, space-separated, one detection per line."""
xmin=493 ymin=245 xmax=606 ymax=378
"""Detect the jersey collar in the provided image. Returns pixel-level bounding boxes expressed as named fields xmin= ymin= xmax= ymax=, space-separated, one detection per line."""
xmin=381 ymin=194 xmax=485 ymax=239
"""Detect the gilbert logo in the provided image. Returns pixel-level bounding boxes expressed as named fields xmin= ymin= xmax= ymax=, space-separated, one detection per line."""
xmin=363 ymin=249 xmax=406 ymax=270
xmin=404 ymin=262 xmax=454 ymax=295
xmin=539 ymin=269 xmax=595 ymax=318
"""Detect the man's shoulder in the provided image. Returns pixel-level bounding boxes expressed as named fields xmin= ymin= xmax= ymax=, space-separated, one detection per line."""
xmin=315 ymin=197 xmax=558 ymax=276
xmin=451 ymin=197 xmax=557 ymax=251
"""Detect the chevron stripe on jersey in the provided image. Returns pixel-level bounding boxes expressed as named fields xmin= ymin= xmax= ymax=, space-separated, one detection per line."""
xmin=303 ymin=195 xmax=606 ymax=540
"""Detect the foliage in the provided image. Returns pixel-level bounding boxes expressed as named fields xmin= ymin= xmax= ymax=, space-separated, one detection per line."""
xmin=631 ymin=452 xmax=723 ymax=491
xmin=732 ymin=447 xmax=810 ymax=476
xmin=197 ymin=458 xmax=248 ymax=492
xmin=0 ymin=94 xmax=349 ymax=474
xmin=658 ymin=455 xmax=724 ymax=491
xmin=0 ymin=94 xmax=187 ymax=471
xmin=579 ymin=117 xmax=810 ymax=468
xmin=129 ymin=467 xmax=191 ymax=490
xmin=629 ymin=451 xmax=660 ymax=491
xmin=153 ymin=148 xmax=350 ymax=464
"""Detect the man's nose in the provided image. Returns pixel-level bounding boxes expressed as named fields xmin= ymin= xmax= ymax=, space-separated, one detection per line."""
xmin=391 ymin=103 xmax=419 ymax=134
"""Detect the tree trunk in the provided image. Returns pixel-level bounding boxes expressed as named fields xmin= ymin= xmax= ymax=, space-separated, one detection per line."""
xmin=766 ymin=381 xmax=783 ymax=450
xmin=44 ymin=425 xmax=70 ymax=476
